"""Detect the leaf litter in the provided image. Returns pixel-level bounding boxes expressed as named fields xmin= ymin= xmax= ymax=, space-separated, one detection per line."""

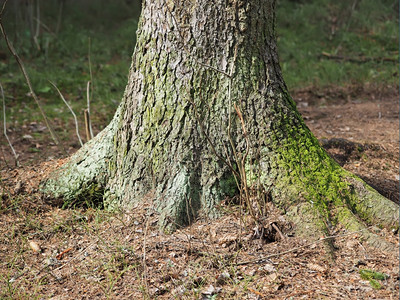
xmin=0 ymin=86 xmax=398 ymax=299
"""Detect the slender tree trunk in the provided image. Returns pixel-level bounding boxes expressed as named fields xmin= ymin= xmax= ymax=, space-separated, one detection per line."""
xmin=42 ymin=0 xmax=398 ymax=251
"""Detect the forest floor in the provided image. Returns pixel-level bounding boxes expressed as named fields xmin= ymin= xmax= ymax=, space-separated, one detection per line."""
xmin=0 ymin=85 xmax=398 ymax=299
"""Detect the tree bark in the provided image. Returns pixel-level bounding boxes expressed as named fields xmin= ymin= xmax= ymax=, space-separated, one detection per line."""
xmin=41 ymin=0 xmax=398 ymax=250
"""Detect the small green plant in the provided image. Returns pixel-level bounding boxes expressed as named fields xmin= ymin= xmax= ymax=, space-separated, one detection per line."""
xmin=359 ymin=268 xmax=389 ymax=290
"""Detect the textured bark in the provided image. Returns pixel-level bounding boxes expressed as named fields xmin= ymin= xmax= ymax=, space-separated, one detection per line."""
xmin=42 ymin=0 xmax=398 ymax=247
xmin=103 ymin=0 xmax=290 ymax=229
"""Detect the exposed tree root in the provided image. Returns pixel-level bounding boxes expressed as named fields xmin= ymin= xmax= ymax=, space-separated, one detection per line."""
xmin=284 ymin=173 xmax=398 ymax=255
xmin=345 ymin=175 xmax=398 ymax=229
xmin=40 ymin=105 xmax=121 ymax=203
xmin=41 ymin=135 xmax=398 ymax=256
xmin=337 ymin=206 xmax=397 ymax=255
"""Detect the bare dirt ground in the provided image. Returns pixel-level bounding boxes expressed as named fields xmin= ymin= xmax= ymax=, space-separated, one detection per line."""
xmin=0 ymin=86 xmax=398 ymax=299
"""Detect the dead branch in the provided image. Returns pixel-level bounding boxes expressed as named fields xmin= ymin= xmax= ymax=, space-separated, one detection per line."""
xmin=33 ymin=0 xmax=40 ymax=50
xmin=56 ymin=0 xmax=64 ymax=34
xmin=0 ymin=0 xmax=7 ymax=16
xmin=271 ymin=222 xmax=286 ymax=241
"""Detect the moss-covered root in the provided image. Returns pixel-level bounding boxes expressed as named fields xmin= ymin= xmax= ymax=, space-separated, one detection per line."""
xmin=337 ymin=206 xmax=397 ymax=255
xmin=40 ymin=105 xmax=121 ymax=202
xmin=286 ymin=174 xmax=398 ymax=256
xmin=345 ymin=175 xmax=399 ymax=230
xmin=336 ymin=175 xmax=399 ymax=255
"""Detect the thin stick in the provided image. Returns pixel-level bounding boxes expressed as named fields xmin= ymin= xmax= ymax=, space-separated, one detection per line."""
xmin=49 ymin=81 xmax=83 ymax=147
xmin=27 ymin=0 xmax=34 ymax=47
xmin=0 ymin=82 xmax=19 ymax=167
xmin=227 ymin=45 xmax=241 ymax=187
xmin=87 ymin=38 xmax=94 ymax=138
xmin=86 ymin=80 xmax=93 ymax=139
xmin=234 ymin=103 xmax=254 ymax=218
xmin=0 ymin=3 xmax=64 ymax=152
xmin=84 ymin=109 xmax=91 ymax=142
xmin=34 ymin=17 xmax=57 ymax=38
xmin=236 ymin=227 xmax=371 ymax=265
xmin=271 ymin=223 xmax=286 ymax=241
xmin=321 ymin=52 xmax=397 ymax=63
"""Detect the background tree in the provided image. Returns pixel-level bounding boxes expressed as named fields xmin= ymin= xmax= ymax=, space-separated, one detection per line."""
xmin=41 ymin=0 xmax=398 ymax=251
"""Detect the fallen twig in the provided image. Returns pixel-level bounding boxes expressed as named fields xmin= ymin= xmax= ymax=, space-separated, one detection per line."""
xmin=84 ymin=109 xmax=91 ymax=142
xmin=271 ymin=222 xmax=286 ymax=241
xmin=52 ymin=234 xmax=103 ymax=272
xmin=33 ymin=0 xmax=40 ymax=50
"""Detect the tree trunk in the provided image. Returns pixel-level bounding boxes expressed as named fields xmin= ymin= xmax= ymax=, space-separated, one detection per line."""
xmin=41 ymin=0 xmax=398 ymax=251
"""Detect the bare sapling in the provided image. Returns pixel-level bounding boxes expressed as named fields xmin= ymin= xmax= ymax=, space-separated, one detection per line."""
xmin=87 ymin=37 xmax=94 ymax=139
